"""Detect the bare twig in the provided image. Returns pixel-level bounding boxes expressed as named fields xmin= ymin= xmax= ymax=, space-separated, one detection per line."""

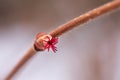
xmin=5 ymin=47 xmax=36 ymax=80
xmin=49 ymin=0 xmax=120 ymax=37
xmin=5 ymin=0 xmax=120 ymax=80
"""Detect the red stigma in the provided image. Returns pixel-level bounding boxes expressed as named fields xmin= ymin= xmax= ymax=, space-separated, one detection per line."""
xmin=34 ymin=33 xmax=58 ymax=53
xmin=44 ymin=36 xmax=58 ymax=53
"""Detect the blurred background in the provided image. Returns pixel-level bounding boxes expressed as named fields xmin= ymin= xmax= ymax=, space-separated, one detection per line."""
xmin=0 ymin=0 xmax=120 ymax=80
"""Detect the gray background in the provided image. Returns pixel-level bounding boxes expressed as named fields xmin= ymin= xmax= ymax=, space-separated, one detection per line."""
xmin=0 ymin=0 xmax=120 ymax=80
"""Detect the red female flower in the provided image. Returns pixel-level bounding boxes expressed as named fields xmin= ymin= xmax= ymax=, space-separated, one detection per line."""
xmin=44 ymin=36 xmax=58 ymax=53
xmin=34 ymin=32 xmax=58 ymax=53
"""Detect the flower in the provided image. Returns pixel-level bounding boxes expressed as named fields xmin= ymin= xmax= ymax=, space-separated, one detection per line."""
xmin=34 ymin=32 xmax=58 ymax=53
xmin=43 ymin=36 xmax=58 ymax=53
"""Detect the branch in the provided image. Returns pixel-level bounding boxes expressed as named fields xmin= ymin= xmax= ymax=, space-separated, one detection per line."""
xmin=5 ymin=0 xmax=120 ymax=80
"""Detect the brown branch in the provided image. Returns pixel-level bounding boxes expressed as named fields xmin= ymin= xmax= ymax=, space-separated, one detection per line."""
xmin=5 ymin=47 xmax=36 ymax=80
xmin=49 ymin=0 xmax=120 ymax=37
xmin=5 ymin=0 xmax=120 ymax=80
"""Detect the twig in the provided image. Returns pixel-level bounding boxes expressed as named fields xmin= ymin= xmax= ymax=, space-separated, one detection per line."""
xmin=5 ymin=0 xmax=120 ymax=80
xmin=49 ymin=0 xmax=120 ymax=37
xmin=5 ymin=47 xmax=36 ymax=80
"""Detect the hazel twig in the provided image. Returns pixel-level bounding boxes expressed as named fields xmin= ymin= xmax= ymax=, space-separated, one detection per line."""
xmin=5 ymin=0 xmax=120 ymax=80
xmin=49 ymin=0 xmax=120 ymax=37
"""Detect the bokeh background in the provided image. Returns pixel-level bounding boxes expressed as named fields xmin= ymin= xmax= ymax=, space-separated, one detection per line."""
xmin=0 ymin=0 xmax=120 ymax=80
